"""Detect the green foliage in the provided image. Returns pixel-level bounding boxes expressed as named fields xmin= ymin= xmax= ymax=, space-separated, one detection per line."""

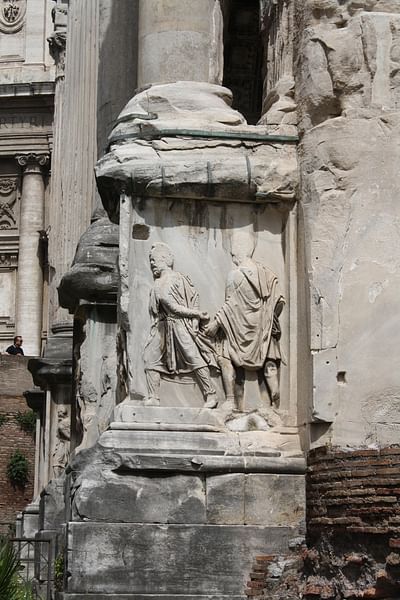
xmin=6 ymin=451 xmax=29 ymax=488
xmin=0 ymin=415 xmax=6 ymax=428
xmin=0 ymin=540 xmax=34 ymax=600
xmin=54 ymin=552 xmax=64 ymax=592
xmin=15 ymin=411 xmax=36 ymax=437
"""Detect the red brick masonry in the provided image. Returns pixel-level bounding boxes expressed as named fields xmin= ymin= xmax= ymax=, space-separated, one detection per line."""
xmin=308 ymin=446 xmax=400 ymax=537
xmin=245 ymin=446 xmax=400 ymax=599
xmin=0 ymin=356 xmax=35 ymax=535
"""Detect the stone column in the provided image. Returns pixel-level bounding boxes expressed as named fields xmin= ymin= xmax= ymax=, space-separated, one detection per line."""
xmin=48 ymin=0 xmax=99 ymax=329
xmin=138 ymin=0 xmax=223 ymax=87
xmin=15 ymin=153 xmax=49 ymax=356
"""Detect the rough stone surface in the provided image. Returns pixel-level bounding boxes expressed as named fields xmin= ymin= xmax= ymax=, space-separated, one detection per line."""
xmin=96 ymin=81 xmax=297 ymax=218
xmin=245 ymin=474 xmax=305 ymax=527
xmin=73 ymin=472 xmax=207 ymax=524
xmin=72 ymin=303 xmax=117 ymax=452
xmin=67 ymin=522 xmax=295 ymax=596
xmin=295 ymin=1 xmax=400 ymax=447
xmin=206 ymin=473 xmax=305 ymax=527
xmin=64 ymin=596 xmax=244 ymax=599
xmin=206 ymin=474 xmax=246 ymax=525
xmin=58 ymin=210 xmax=119 ymax=312
xmin=39 ymin=477 xmax=65 ymax=531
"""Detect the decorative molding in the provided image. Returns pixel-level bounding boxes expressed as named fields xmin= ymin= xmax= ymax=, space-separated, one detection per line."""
xmin=0 ymin=251 xmax=18 ymax=268
xmin=0 ymin=177 xmax=17 ymax=195
xmin=0 ymin=176 xmax=18 ymax=230
xmin=16 ymin=153 xmax=50 ymax=174
xmin=0 ymin=0 xmax=26 ymax=34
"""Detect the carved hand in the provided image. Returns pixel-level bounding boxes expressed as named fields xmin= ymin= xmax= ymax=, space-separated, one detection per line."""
xmin=199 ymin=311 xmax=210 ymax=322
xmin=203 ymin=318 xmax=220 ymax=337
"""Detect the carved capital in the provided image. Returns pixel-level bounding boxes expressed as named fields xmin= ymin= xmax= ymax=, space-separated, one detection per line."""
xmin=48 ymin=2 xmax=68 ymax=81
xmin=16 ymin=153 xmax=50 ymax=174
xmin=48 ymin=30 xmax=66 ymax=81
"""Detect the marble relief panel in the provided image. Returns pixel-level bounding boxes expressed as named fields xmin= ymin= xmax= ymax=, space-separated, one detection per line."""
xmin=0 ymin=175 xmax=19 ymax=230
xmin=122 ymin=197 xmax=293 ymax=423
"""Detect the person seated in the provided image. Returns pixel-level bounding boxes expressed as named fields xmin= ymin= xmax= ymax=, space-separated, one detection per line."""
xmin=6 ymin=336 xmax=24 ymax=356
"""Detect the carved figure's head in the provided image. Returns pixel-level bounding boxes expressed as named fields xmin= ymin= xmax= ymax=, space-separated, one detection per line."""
xmin=230 ymin=231 xmax=256 ymax=266
xmin=58 ymin=408 xmax=68 ymax=420
xmin=149 ymin=242 xmax=174 ymax=278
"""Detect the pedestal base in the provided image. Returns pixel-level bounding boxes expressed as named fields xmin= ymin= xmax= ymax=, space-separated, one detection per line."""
xmin=63 ymin=427 xmax=305 ymax=598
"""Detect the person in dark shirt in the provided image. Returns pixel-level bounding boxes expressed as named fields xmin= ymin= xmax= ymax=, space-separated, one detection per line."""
xmin=6 ymin=336 xmax=24 ymax=356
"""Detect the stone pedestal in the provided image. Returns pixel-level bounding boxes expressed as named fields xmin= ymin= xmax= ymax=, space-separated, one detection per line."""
xmin=62 ymin=425 xmax=305 ymax=599
xmin=59 ymin=80 xmax=305 ymax=599
xmin=28 ymin=324 xmax=73 ymax=489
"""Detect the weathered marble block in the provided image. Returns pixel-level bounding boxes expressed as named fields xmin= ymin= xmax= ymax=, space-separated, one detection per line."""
xmin=66 ymin=522 xmax=296 ymax=596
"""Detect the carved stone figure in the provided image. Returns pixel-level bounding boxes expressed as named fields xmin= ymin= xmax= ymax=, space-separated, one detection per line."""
xmin=144 ymin=242 xmax=218 ymax=408
xmin=52 ymin=407 xmax=70 ymax=478
xmin=205 ymin=232 xmax=284 ymax=406
xmin=4 ymin=1 xmax=19 ymax=23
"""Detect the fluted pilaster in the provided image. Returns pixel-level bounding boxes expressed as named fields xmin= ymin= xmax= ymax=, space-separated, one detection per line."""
xmin=48 ymin=0 xmax=99 ymax=327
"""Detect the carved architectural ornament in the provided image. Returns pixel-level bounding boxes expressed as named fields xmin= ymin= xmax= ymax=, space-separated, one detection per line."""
xmin=0 ymin=252 xmax=17 ymax=268
xmin=0 ymin=177 xmax=16 ymax=196
xmin=48 ymin=2 xmax=68 ymax=81
xmin=16 ymin=153 xmax=49 ymax=174
xmin=0 ymin=0 xmax=26 ymax=34
xmin=0 ymin=176 xmax=17 ymax=230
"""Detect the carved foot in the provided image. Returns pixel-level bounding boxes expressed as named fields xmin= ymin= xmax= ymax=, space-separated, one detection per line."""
xmin=204 ymin=394 xmax=218 ymax=409
xmin=144 ymin=396 xmax=160 ymax=406
xmin=271 ymin=391 xmax=280 ymax=405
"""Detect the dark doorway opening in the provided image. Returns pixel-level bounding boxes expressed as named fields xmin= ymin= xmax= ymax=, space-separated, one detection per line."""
xmin=222 ymin=0 xmax=263 ymax=124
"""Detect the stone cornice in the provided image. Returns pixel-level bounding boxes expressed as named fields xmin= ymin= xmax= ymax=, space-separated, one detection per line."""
xmin=28 ymin=357 xmax=72 ymax=389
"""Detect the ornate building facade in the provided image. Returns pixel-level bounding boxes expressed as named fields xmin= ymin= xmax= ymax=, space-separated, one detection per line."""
xmin=0 ymin=0 xmax=54 ymax=355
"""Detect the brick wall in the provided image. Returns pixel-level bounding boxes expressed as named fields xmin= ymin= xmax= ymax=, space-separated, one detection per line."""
xmin=0 ymin=356 xmax=35 ymax=535
xmin=244 ymin=446 xmax=400 ymax=599
xmin=307 ymin=446 xmax=400 ymax=537
xmin=0 ymin=354 xmax=34 ymax=395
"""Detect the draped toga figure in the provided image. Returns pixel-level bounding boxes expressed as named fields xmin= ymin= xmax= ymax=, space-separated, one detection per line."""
xmin=205 ymin=232 xmax=284 ymax=406
xmin=144 ymin=242 xmax=219 ymax=408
